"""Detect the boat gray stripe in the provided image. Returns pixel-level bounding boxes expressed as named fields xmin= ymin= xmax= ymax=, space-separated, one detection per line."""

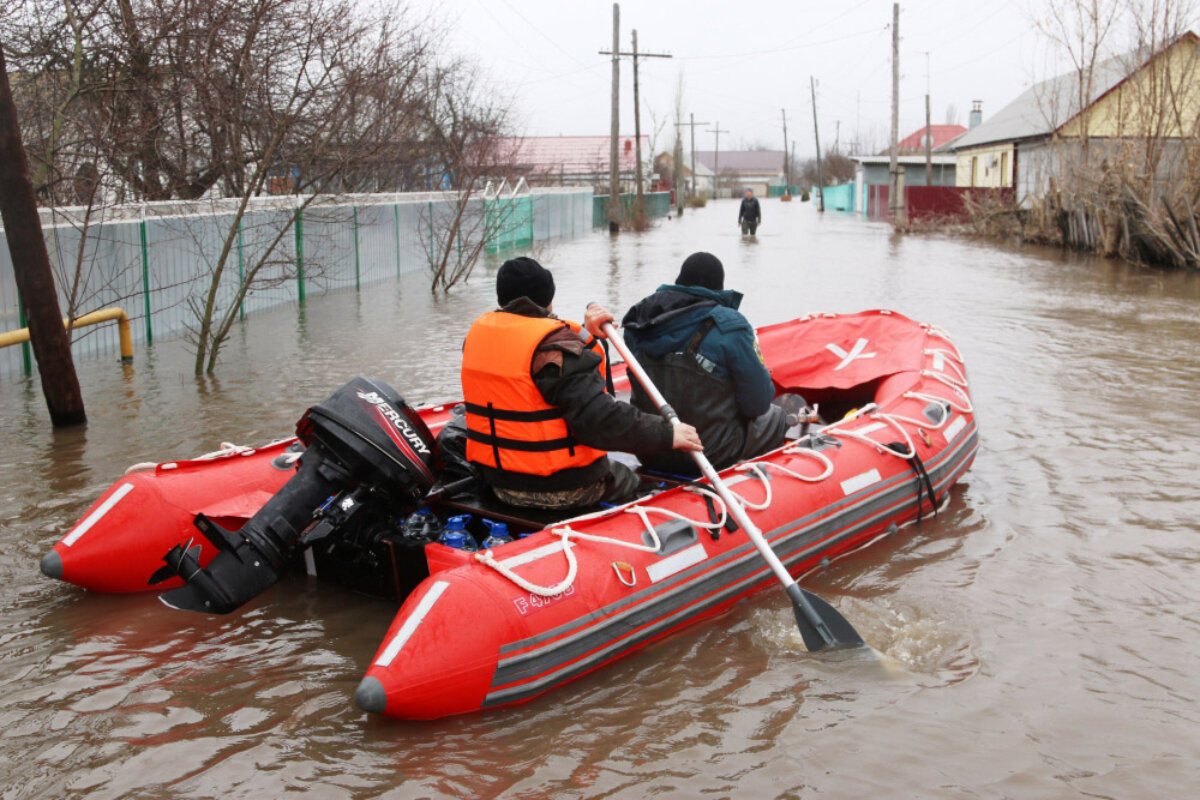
xmin=483 ymin=432 xmax=978 ymax=704
xmin=495 ymin=421 xmax=978 ymax=659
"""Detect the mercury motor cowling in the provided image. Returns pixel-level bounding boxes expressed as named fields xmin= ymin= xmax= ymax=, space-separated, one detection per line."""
xmin=154 ymin=377 xmax=437 ymax=614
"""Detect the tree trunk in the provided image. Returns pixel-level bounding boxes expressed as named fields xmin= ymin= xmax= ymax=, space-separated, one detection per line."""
xmin=0 ymin=43 xmax=86 ymax=426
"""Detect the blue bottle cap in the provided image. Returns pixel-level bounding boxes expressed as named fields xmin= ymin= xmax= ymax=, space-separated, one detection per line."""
xmin=482 ymin=519 xmax=510 ymax=539
xmin=445 ymin=514 xmax=470 ymax=531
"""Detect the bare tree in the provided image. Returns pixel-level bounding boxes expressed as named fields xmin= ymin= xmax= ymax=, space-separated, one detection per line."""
xmin=416 ymin=61 xmax=522 ymax=293
xmin=2 ymin=0 xmax=473 ymax=373
xmin=1035 ymin=0 xmax=1124 ymax=172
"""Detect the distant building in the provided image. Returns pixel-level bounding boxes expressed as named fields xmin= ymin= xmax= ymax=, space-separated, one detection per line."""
xmin=692 ymin=150 xmax=787 ymax=198
xmin=948 ymin=31 xmax=1200 ymax=203
xmin=851 ymin=124 xmax=961 ymax=215
xmin=490 ymin=135 xmax=650 ymax=192
xmin=894 ymin=124 xmax=968 ymax=155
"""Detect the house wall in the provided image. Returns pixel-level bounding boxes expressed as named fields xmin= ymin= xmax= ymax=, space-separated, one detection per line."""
xmin=901 ymin=162 xmax=957 ymax=186
xmin=1060 ymin=36 xmax=1200 ymax=139
xmin=955 ymin=143 xmax=1015 ymax=187
xmin=857 ymin=161 xmax=956 ymax=188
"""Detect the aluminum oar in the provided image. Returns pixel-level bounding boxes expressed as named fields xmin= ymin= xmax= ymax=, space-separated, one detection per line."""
xmin=602 ymin=321 xmax=865 ymax=651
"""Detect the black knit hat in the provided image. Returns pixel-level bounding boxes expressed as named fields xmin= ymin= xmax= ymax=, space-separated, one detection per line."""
xmin=496 ymin=256 xmax=555 ymax=307
xmin=676 ymin=251 xmax=725 ymax=291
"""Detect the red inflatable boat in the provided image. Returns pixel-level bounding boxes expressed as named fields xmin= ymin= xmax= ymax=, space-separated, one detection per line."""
xmin=42 ymin=310 xmax=978 ymax=720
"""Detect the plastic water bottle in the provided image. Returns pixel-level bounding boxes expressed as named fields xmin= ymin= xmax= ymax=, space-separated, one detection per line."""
xmin=438 ymin=514 xmax=478 ymax=552
xmin=480 ymin=519 xmax=514 ymax=550
xmin=404 ymin=507 xmax=441 ymax=543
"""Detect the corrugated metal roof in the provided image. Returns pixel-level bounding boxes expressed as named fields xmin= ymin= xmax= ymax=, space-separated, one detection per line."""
xmin=896 ymin=124 xmax=967 ymax=151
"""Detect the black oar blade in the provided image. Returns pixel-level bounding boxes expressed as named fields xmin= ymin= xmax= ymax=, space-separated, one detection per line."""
xmin=788 ymin=583 xmax=866 ymax=651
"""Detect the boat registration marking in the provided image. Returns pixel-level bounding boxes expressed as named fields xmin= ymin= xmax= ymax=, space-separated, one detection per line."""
xmin=62 ymin=482 xmax=135 ymax=547
xmin=840 ymin=468 xmax=881 ymax=496
xmin=374 ymin=580 xmax=450 ymax=667
xmin=944 ymin=416 xmax=966 ymax=442
xmin=646 ymin=542 xmax=708 ymax=584
xmin=512 ymin=585 xmax=577 ymax=616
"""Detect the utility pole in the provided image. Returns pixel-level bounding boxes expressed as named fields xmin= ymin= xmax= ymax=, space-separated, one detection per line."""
xmin=810 ymin=76 xmax=823 ymax=213
xmin=600 ymin=24 xmax=671 ymax=228
xmin=0 ymin=43 xmax=86 ymax=426
xmin=707 ymin=122 xmax=729 ymax=198
xmin=679 ymin=113 xmax=709 ymax=199
xmin=673 ymin=113 xmax=685 ymax=216
xmin=888 ymin=2 xmax=902 ymax=221
xmin=924 ymin=51 xmax=932 ymax=187
xmin=781 ymin=109 xmax=791 ymax=198
xmin=606 ymin=3 xmax=620 ymax=232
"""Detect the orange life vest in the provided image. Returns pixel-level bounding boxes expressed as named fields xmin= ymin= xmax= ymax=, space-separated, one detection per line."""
xmin=461 ymin=311 xmax=608 ymax=477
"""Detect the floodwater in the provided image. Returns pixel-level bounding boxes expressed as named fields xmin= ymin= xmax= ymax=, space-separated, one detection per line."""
xmin=3 ymin=198 xmax=1200 ymax=798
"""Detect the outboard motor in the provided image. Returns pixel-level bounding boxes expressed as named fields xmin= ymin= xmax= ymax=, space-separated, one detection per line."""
xmin=153 ymin=377 xmax=437 ymax=613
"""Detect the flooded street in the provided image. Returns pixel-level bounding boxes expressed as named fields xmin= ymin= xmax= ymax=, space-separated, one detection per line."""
xmin=3 ymin=197 xmax=1200 ymax=798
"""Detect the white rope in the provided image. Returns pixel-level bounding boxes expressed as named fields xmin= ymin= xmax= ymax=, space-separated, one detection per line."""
xmin=909 ymin=378 xmax=974 ymax=413
xmin=925 ymin=348 xmax=968 ymax=384
xmin=731 ymin=463 xmax=774 ymax=510
xmin=475 ymin=323 xmax=974 ymax=596
xmin=123 ymin=438 xmax=304 ymax=476
xmin=474 ymin=486 xmax=734 ymax=595
xmin=474 ymin=530 xmax=579 ymax=597
xmin=766 ymin=446 xmax=835 ymax=482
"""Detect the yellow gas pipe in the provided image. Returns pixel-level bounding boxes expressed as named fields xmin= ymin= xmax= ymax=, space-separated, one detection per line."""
xmin=0 ymin=307 xmax=134 ymax=362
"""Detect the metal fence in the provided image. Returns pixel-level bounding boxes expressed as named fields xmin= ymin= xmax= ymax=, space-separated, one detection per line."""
xmin=0 ymin=187 xmax=592 ymax=379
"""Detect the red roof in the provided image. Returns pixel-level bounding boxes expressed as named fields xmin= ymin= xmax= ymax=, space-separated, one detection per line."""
xmin=896 ymin=125 xmax=967 ymax=153
xmin=493 ymin=136 xmax=648 ymax=175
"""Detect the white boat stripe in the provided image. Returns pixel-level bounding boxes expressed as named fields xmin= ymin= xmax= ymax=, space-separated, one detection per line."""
xmin=646 ymin=542 xmax=708 ymax=583
xmin=62 ymin=483 xmax=134 ymax=547
xmin=944 ymin=415 xmax=967 ymax=442
xmin=374 ymin=580 xmax=450 ymax=667
xmin=840 ymin=468 xmax=881 ymax=496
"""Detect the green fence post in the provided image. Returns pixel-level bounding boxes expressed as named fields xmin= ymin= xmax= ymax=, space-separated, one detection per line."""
xmin=237 ymin=217 xmax=246 ymax=321
xmin=394 ymin=202 xmax=402 ymax=278
xmin=352 ymin=205 xmax=361 ymax=291
xmin=140 ymin=207 xmax=153 ymax=344
xmin=17 ymin=295 xmax=31 ymax=375
xmin=294 ymin=203 xmax=306 ymax=304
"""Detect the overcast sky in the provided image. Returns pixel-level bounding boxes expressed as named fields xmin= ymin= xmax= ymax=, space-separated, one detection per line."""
xmin=411 ymin=0 xmax=1108 ymax=159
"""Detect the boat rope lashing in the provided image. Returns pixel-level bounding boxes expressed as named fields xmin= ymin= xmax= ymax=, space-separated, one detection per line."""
xmin=475 ymin=320 xmax=973 ymax=596
xmin=123 ymin=440 xmax=289 ymax=475
xmin=773 ymin=444 xmax=836 ymax=482
xmin=730 ymin=463 xmax=773 ymax=510
xmin=474 ymin=531 xmax=579 ymax=597
xmin=922 ymin=324 xmax=965 ymax=362
xmin=924 ymin=347 xmax=968 ymax=383
xmin=475 ymin=482 xmax=744 ymax=596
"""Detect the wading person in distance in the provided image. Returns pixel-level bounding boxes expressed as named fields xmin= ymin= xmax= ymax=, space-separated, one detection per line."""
xmin=738 ymin=187 xmax=762 ymax=235
xmin=620 ymin=252 xmax=793 ymax=478
xmin=461 ymin=257 xmax=703 ymax=510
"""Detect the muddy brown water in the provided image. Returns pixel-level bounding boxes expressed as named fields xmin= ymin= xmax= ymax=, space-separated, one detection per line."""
xmin=3 ymin=199 xmax=1200 ymax=798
